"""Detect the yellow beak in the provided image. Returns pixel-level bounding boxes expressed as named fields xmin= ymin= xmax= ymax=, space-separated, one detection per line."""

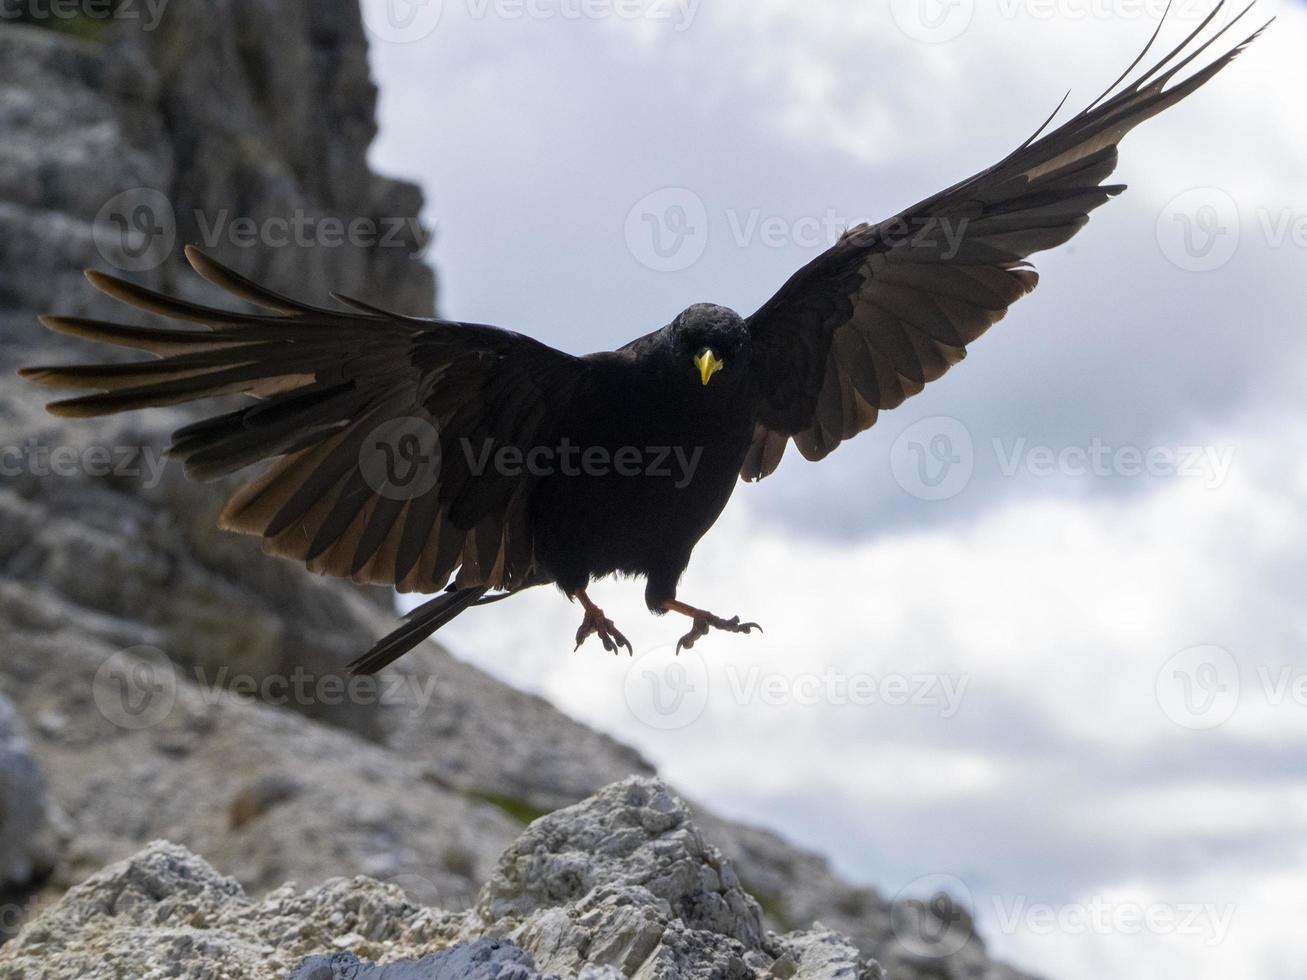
xmin=694 ymin=349 xmax=724 ymax=386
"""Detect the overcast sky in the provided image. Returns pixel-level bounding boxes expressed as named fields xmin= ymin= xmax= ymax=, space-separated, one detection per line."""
xmin=363 ymin=2 xmax=1306 ymax=977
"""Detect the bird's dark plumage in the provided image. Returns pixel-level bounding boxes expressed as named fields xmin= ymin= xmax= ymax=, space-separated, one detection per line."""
xmin=19 ymin=4 xmax=1268 ymax=670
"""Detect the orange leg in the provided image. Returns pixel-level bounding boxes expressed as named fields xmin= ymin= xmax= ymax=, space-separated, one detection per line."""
xmin=573 ymin=587 xmax=633 ymax=656
xmin=660 ymin=599 xmax=762 ymax=654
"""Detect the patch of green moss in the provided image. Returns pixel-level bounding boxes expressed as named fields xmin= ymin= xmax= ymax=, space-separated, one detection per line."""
xmin=752 ymin=889 xmax=793 ymax=931
xmin=466 ymin=791 xmax=553 ymax=826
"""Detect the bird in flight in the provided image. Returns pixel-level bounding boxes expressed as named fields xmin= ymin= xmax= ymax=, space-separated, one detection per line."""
xmin=21 ymin=5 xmax=1266 ymax=674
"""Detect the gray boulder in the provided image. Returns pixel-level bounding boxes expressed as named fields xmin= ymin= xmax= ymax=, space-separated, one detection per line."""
xmin=450 ymin=778 xmax=878 ymax=980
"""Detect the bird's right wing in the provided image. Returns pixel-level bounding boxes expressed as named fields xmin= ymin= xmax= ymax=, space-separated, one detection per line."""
xmin=740 ymin=2 xmax=1267 ymax=481
xmin=21 ymin=247 xmax=586 ymax=594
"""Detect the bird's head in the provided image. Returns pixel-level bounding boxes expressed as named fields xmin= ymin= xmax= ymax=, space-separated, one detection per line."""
xmin=668 ymin=304 xmax=750 ymax=390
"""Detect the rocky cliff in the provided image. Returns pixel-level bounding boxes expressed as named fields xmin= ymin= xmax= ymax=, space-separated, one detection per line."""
xmin=0 ymin=6 xmax=1037 ymax=980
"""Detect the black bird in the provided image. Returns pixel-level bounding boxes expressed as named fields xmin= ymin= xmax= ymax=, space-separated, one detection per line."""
xmin=20 ymin=6 xmax=1267 ymax=674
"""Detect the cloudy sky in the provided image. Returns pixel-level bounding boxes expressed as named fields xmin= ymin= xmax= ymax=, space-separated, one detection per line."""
xmin=362 ymin=1 xmax=1306 ymax=977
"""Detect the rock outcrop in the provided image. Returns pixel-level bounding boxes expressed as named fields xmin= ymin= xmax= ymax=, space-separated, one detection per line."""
xmin=0 ymin=779 xmax=881 ymax=980
xmin=0 ymin=8 xmax=1039 ymax=980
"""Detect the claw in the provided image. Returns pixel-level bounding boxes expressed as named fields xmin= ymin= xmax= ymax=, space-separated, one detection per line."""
xmin=674 ymin=611 xmax=762 ymax=653
xmin=574 ymin=604 xmax=633 ymax=656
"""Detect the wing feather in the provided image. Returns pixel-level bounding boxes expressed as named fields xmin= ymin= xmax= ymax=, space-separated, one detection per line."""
xmin=741 ymin=7 xmax=1267 ymax=480
xmin=23 ymin=247 xmax=586 ymax=594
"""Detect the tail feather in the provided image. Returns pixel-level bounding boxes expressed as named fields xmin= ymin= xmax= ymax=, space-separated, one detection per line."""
xmin=346 ymin=586 xmax=489 ymax=676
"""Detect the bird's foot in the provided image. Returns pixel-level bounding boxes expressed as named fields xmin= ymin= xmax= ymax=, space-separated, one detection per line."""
xmin=662 ymin=600 xmax=761 ymax=653
xmin=573 ymin=589 xmax=633 ymax=656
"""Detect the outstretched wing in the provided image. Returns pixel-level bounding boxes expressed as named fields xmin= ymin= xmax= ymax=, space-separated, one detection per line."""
xmin=741 ymin=3 xmax=1267 ymax=481
xmin=20 ymin=246 xmax=584 ymax=594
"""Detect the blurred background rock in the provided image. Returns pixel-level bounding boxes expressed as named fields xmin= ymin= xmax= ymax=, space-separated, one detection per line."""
xmin=0 ymin=4 xmax=1034 ymax=978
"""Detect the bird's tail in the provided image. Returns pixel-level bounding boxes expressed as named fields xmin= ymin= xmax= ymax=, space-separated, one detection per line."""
xmin=347 ymin=586 xmax=490 ymax=676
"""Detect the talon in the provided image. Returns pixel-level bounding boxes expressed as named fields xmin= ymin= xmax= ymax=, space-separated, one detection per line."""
xmin=573 ymin=588 xmax=633 ymax=656
xmin=665 ymin=600 xmax=761 ymax=652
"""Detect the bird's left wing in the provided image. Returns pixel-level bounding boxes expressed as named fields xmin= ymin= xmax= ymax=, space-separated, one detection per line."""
xmin=21 ymin=246 xmax=586 ymax=594
xmin=741 ymin=3 xmax=1266 ymax=481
